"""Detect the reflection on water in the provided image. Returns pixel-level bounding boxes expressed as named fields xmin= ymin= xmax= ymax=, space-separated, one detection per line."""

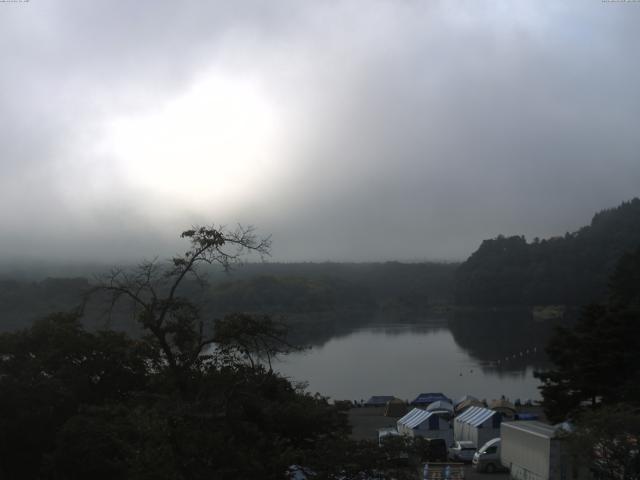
xmin=275 ymin=312 xmax=570 ymax=403
xmin=449 ymin=312 xmax=555 ymax=374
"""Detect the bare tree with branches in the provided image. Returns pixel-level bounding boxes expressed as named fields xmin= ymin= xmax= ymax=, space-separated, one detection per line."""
xmin=91 ymin=224 xmax=271 ymax=395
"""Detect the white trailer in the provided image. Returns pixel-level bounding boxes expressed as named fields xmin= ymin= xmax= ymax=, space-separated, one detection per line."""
xmin=500 ymin=421 xmax=574 ymax=480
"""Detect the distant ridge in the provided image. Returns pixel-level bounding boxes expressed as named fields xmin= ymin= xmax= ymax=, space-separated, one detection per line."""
xmin=455 ymin=198 xmax=640 ymax=306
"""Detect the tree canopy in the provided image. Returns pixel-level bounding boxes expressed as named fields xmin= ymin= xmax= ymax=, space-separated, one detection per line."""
xmin=455 ymin=198 xmax=640 ymax=306
xmin=566 ymin=404 xmax=640 ymax=480
xmin=536 ymin=245 xmax=640 ymax=423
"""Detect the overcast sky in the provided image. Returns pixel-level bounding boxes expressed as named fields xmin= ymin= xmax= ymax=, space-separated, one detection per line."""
xmin=1 ymin=0 xmax=639 ymax=263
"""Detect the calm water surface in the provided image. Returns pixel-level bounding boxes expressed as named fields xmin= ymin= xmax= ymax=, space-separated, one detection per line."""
xmin=275 ymin=317 xmax=559 ymax=403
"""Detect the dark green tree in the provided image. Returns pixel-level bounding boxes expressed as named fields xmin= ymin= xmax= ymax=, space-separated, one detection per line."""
xmin=536 ymin=245 xmax=640 ymax=422
xmin=566 ymin=405 xmax=640 ymax=480
xmin=212 ymin=312 xmax=296 ymax=370
xmin=0 ymin=313 xmax=148 ymax=479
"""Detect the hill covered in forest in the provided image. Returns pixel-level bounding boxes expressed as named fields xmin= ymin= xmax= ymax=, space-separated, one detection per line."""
xmin=3 ymin=198 xmax=637 ymax=326
xmin=455 ymin=198 xmax=640 ymax=307
xmin=205 ymin=261 xmax=456 ymax=314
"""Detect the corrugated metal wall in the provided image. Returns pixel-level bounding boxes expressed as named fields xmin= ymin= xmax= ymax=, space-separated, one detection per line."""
xmin=501 ymin=424 xmax=551 ymax=480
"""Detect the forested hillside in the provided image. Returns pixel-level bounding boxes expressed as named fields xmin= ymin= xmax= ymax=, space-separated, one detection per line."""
xmin=5 ymin=198 xmax=637 ymax=323
xmin=206 ymin=261 xmax=457 ymax=314
xmin=455 ymin=198 xmax=640 ymax=306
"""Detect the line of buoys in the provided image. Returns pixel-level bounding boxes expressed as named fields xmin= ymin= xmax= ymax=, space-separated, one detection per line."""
xmin=495 ymin=345 xmax=542 ymax=365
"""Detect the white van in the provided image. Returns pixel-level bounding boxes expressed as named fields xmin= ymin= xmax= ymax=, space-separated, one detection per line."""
xmin=472 ymin=438 xmax=507 ymax=473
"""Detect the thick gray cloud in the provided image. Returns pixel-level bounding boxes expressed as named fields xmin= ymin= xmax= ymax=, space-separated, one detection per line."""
xmin=0 ymin=0 xmax=639 ymax=263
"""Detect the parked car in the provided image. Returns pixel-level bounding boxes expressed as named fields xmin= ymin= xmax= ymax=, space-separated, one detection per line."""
xmin=472 ymin=438 xmax=508 ymax=473
xmin=448 ymin=440 xmax=476 ymax=463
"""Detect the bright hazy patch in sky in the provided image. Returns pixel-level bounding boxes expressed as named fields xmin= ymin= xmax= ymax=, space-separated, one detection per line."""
xmin=103 ymin=72 xmax=283 ymax=210
xmin=0 ymin=0 xmax=639 ymax=263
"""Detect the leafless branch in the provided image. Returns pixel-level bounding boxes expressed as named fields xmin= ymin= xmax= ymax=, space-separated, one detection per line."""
xmin=84 ymin=224 xmax=272 ymax=396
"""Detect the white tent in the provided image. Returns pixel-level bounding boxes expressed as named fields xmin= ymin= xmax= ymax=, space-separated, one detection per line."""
xmin=453 ymin=406 xmax=502 ymax=448
xmin=453 ymin=395 xmax=479 ymax=407
xmin=426 ymin=400 xmax=454 ymax=413
xmin=454 ymin=398 xmax=484 ymax=415
xmin=489 ymin=399 xmax=516 ymax=418
xmin=453 ymin=395 xmax=481 ymax=415
xmin=397 ymin=408 xmax=453 ymax=443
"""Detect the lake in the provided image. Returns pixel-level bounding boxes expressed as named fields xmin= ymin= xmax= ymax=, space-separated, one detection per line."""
xmin=275 ymin=313 xmax=567 ymax=403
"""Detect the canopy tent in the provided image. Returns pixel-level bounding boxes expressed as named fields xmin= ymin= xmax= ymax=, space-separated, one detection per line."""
xmin=453 ymin=406 xmax=502 ymax=448
xmin=453 ymin=395 xmax=479 ymax=407
xmin=410 ymin=392 xmax=450 ymax=407
xmin=489 ymin=399 xmax=517 ymax=417
xmin=426 ymin=403 xmax=454 ymax=422
xmin=454 ymin=398 xmax=485 ymax=415
xmin=426 ymin=400 xmax=454 ymax=415
xmin=397 ymin=408 xmax=453 ymax=443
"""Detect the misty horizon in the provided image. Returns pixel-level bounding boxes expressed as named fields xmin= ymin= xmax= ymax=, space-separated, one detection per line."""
xmin=1 ymin=1 xmax=639 ymax=264
xmin=0 ymin=195 xmax=633 ymax=282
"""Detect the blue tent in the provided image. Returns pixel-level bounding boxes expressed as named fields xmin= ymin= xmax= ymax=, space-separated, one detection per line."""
xmin=514 ymin=413 xmax=539 ymax=421
xmin=365 ymin=395 xmax=396 ymax=407
xmin=411 ymin=392 xmax=450 ymax=407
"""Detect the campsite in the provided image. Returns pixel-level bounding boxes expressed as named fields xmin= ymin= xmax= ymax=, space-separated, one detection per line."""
xmin=346 ymin=393 xmax=570 ymax=479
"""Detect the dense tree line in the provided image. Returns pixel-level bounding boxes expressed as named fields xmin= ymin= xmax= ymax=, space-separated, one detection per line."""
xmin=207 ymin=275 xmax=374 ymax=315
xmin=206 ymin=261 xmax=458 ymax=309
xmin=0 ymin=262 xmax=458 ymax=334
xmin=455 ymin=198 xmax=640 ymax=306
